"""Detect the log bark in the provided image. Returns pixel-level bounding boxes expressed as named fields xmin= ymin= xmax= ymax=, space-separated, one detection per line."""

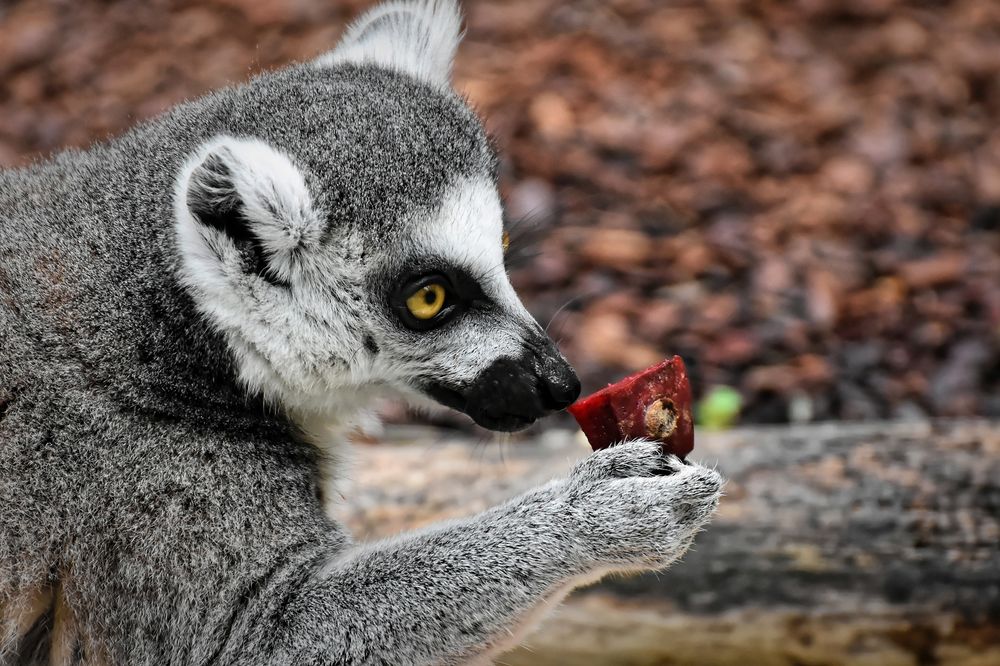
xmin=339 ymin=421 xmax=1000 ymax=665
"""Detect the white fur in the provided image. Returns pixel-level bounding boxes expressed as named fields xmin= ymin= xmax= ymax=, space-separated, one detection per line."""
xmin=175 ymin=135 xmax=324 ymax=285
xmin=421 ymin=177 xmax=528 ymax=316
xmin=174 ymin=136 xmax=354 ymax=413
xmin=315 ymin=0 xmax=462 ymax=87
xmin=415 ymin=176 xmax=538 ymax=364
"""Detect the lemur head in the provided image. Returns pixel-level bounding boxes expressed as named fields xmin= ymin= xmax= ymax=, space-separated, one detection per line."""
xmin=173 ymin=0 xmax=580 ymax=431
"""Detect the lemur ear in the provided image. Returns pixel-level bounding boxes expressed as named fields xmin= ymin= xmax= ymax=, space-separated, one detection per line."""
xmin=314 ymin=0 xmax=462 ymax=87
xmin=174 ymin=136 xmax=323 ymax=288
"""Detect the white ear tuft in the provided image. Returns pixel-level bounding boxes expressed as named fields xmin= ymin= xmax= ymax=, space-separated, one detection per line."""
xmin=174 ymin=136 xmax=324 ymax=289
xmin=315 ymin=0 xmax=462 ymax=87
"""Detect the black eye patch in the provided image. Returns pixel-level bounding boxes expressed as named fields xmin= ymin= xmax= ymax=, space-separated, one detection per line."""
xmin=385 ymin=261 xmax=491 ymax=332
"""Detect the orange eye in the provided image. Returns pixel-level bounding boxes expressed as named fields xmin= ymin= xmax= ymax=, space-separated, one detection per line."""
xmin=502 ymin=230 xmax=510 ymax=254
xmin=405 ymin=283 xmax=446 ymax=320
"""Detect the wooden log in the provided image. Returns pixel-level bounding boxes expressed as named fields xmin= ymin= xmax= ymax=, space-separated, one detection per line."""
xmin=609 ymin=420 xmax=1000 ymax=617
xmin=340 ymin=421 xmax=1000 ymax=665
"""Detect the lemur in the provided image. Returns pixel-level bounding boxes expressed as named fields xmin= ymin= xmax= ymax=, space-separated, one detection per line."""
xmin=0 ymin=1 xmax=723 ymax=664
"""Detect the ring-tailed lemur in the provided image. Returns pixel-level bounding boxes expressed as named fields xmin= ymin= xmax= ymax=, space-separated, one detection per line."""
xmin=0 ymin=1 xmax=722 ymax=664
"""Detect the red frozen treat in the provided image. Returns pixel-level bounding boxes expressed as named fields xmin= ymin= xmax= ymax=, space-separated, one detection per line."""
xmin=567 ymin=356 xmax=694 ymax=457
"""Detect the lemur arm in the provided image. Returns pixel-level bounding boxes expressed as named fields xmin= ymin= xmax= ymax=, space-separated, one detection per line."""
xmin=252 ymin=442 xmax=722 ymax=666
xmin=279 ymin=484 xmax=577 ymax=665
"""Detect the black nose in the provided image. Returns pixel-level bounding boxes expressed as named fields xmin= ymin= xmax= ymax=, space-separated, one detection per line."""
xmin=421 ymin=339 xmax=582 ymax=433
xmin=538 ymin=356 xmax=581 ymax=411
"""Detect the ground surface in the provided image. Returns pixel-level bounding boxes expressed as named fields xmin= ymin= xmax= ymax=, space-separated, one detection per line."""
xmin=2 ymin=0 xmax=1000 ymax=424
xmin=343 ymin=421 xmax=1000 ymax=665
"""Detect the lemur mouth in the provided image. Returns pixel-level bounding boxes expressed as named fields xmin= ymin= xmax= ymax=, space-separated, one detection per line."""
xmin=422 ymin=382 xmax=540 ymax=432
xmin=420 ymin=346 xmax=580 ymax=433
xmin=471 ymin=413 xmax=538 ymax=432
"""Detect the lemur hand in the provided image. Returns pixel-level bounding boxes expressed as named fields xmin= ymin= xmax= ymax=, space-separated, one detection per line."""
xmin=560 ymin=439 xmax=723 ymax=571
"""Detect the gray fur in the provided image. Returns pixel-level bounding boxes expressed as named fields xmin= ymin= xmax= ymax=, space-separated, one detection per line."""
xmin=0 ymin=2 xmax=722 ymax=664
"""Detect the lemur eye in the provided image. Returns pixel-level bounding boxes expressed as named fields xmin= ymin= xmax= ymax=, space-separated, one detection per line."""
xmin=393 ymin=272 xmax=473 ymax=332
xmin=405 ymin=283 xmax=447 ymax=320
xmin=502 ymin=230 xmax=510 ymax=254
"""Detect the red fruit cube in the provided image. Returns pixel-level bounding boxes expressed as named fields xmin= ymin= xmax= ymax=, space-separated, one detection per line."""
xmin=567 ymin=356 xmax=694 ymax=457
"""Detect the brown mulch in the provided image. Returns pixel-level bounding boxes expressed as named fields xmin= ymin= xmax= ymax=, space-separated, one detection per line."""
xmin=3 ymin=0 xmax=1000 ymax=424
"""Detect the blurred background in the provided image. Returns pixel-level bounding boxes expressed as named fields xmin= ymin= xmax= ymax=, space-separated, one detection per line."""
xmin=3 ymin=0 xmax=1000 ymax=430
xmin=3 ymin=1 xmax=999 ymax=664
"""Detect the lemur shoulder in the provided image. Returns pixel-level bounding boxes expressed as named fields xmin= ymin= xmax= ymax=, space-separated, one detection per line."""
xmin=0 ymin=2 xmax=722 ymax=664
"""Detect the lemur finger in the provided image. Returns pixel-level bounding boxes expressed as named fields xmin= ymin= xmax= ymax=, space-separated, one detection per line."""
xmin=570 ymin=439 xmax=669 ymax=482
xmin=643 ymin=462 xmax=725 ymax=504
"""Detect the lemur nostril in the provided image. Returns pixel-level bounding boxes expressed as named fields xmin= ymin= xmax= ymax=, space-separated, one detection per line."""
xmin=542 ymin=372 xmax=581 ymax=411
